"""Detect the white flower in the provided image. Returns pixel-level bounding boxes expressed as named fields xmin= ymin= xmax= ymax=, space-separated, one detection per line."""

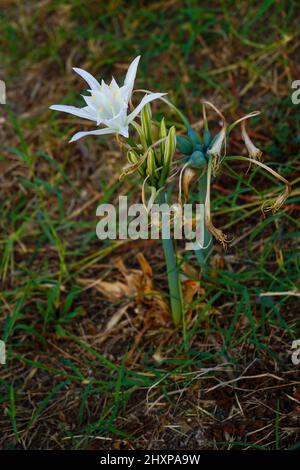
xmin=50 ymin=56 xmax=166 ymax=142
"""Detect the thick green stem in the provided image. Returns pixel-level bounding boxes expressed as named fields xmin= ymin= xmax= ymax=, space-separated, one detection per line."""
xmin=158 ymin=191 xmax=184 ymax=326
xmin=195 ymin=170 xmax=212 ymax=273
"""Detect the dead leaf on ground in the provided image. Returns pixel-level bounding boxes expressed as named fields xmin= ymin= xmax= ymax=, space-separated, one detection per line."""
xmin=79 ymin=253 xmax=170 ymax=328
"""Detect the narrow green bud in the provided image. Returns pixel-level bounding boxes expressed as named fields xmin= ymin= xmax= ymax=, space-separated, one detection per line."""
xmin=159 ymin=125 xmax=176 ymax=186
xmin=141 ymin=103 xmax=152 ymax=145
xmin=127 ymin=150 xmax=146 ymax=177
xmin=127 ymin=150 xmax=138 ymax=164
xmin=146 ymin=148 xmax=157 ymax=185
xmin=159 ymin=117 xmax=167 ymax=161
xmin=164 ymin=126 xmax=176 ymax=167
xmin=131 ymin=121 xmax=148 ymax=150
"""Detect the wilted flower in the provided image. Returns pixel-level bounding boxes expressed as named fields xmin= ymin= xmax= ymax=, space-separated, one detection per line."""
xmin=182 ymin=166 xmax=196 ymax=202
xmin=206 ymin=126 xmax=226 ymax=173
xmin=241 ymin=120 xmax=262 ymax=160
xmin=50 ymin=56 xmax=166 ymax=142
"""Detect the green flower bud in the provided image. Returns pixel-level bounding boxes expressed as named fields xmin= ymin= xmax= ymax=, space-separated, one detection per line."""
xmin=159 ymin=125 xmax=176 ymax=186
xmin=194 ymin=143 xmax=204 ymax=151
xmin=127 ymin=150 xmax=138 ymax=164
xmin=141 ymin=103 xmax=152 ymax=145
xmin=176 ymin=135 xmax=194 ymax=154
xmin=190 ymin=150 xmax=207 ymax=168
xmin=146 ymin=148 xmax=157 ymax=184
xmin=159 ymin=117 xmax=167 ymax=161
xmin=203 ymin=129 xmax=211 ymax=148
xmin=127 ymin=150 xmax=146 ymax=177
xmin=188 ymin=126 xmax=201 ymax=145
xmin=131 ymin=121 xmax=148 ymax=150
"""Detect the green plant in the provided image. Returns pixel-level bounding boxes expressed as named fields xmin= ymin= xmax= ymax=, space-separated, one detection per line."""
xmin=50 ymin=57 xmax=291 ymax=327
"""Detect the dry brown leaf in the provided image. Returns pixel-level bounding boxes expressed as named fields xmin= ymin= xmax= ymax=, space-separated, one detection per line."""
xmin=182 ymin=279 xmax=200 ymax=307
xmin=79 ymin=253 xmax=170 ymax=327
xmin=79 ymin=278 xmax=134 ymax=301
xmin=136 ymin=252 xmax=153 ymax=278
xmin=105 ymin=304 xmax=132 ymax=331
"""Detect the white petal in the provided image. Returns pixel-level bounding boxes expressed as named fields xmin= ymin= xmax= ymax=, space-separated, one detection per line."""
xmin=103 ymin=108 xmax=127 ymax=130
xmin=73 ymin=67 xmax=101 ymax=90
xmin=50 ymin=104 xmax=94 ymax=121
xmin=119 ymin=84 xmax=131 ymax=102
xmin=109 ymin=77 xmax=119 ymax=90
xmin=69 ymin=127 xmax=116 ymax=143
xmin=124 ymin=55 xmax=141 ymax=99
xmin=101 ymin=80 xmax=110 ymax=94
xmin=127 ymin=93 xmax=166 ymax=123
xmin=87 ymin=91 xmax=115 ymax=118
xmin=119 ymin=127 xmax=129 ymax=138
xmin=81 ymin=94 xmax=97 ymax=109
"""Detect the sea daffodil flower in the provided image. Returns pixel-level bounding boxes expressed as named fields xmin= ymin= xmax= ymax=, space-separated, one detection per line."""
xmin=50 ymin=56 xmax=166 ymax=142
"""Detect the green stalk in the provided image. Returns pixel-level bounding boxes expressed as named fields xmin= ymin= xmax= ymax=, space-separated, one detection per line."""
xmin=158 ymin=191 xmax=184 ymax=326
xmin=160 ymin=97 xmax=190 ymax=128
xmin=195 ymin=170 xmax=212 ymax=273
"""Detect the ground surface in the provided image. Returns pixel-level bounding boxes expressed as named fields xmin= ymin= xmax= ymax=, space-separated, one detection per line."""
xmin=0 ymin=0 xmax=300 ymax=450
